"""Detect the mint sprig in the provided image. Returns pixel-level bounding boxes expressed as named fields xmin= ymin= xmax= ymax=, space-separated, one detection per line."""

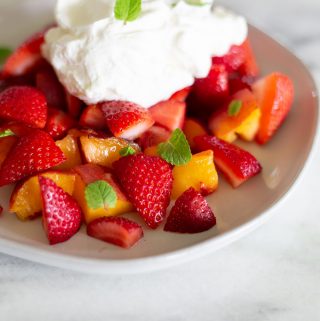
xmin=228 ymin=100 xmax=243 ymax=117
xmin=119 ymin=145 xmax=136 ymax=157
xmin=157 ymin=128 xmax=192 ymax=166
xmin=114 ymin=0 xmax=141 ymax=23
xmin=85 ymin=180 xmax=117 ymax=209
xmin=0 ymin=47 xmax=12 ymax=65
xmin=0 ymin=129 xmax=15 ymax=138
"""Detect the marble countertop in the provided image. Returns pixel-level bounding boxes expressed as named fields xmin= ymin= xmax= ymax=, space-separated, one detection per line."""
xmin=1 ymin=0 xmax=320 ymax=320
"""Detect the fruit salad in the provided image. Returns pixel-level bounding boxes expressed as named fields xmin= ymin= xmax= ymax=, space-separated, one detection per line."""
xmin=0 ymin=0 xmax=294 ymax=249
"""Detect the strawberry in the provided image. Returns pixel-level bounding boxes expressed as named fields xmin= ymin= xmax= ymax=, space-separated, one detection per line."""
xmin=39 ymin=176 xmax=81 ymax=245
xmin=73 ymin=164 xmax=106 ymax=184
xmin=66 ymin=92 xmax=83 ymax=118
xmin=113 ymin=154 xmax=173 ymax=229
xmin=79 ymin=104 xmax=105 ymax=130
xmin=36 ymin=68 xmax=66 ymax=108
xmin=252 ymin=72 xmax=294 ymax=144
xmin=87 ymin=217 xmax=143 ymax=249
xmin=0 ymin=130 xmax=66 ymax=186
xmin=0 ymin=74 xmax=34 ymax=93
xmin=169 ymin=86 xmax=191 ymax=102
xmin=0 ymin=122 xmax=34 ymax=137
xmin=45 ymin=108 xmax=76 ymax=140
xmin=2 ymin=29 xmax=46 ymax=77
xmin=194 ymin=135 xmax=262 ymax=187
xmin=0 ymin=205 xmax=2 ymax=217
xmin=238 ymin=39 xmax=259 ymax=77
xmin=0 ymin=86 xmax=47 ymax=128
xmin=229 ymin=76 xmax=252 ymax=95
xmin=101 ymin=101 xmax=154 ymax=140
xmin=138 ymin=125 xmax=171 ymax=150
xmin=149 ymin=100 xmax=186 ymax=131
xmin=164 ymin=187 xmax=216 ymax=233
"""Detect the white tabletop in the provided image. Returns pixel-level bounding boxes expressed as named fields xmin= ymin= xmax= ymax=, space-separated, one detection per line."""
xmin=1 ymin=0 xmax=320 ymax=320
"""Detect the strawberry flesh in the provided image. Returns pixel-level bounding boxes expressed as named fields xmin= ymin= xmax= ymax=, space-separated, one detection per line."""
xmin=138 ymin=125 xmax=171 ymax=150
xmin=80 ymin=104 xmax=105 ymax=130
xmin=164 ymin=187 xmax=216 ymax=233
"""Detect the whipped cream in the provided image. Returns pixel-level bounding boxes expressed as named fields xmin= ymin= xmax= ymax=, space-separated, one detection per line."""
xmin=42 ymin=0 xmax=247 ymax=107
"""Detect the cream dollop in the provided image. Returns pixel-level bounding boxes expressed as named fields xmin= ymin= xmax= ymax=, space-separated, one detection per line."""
xmin=42 ymin=0 xmax=247 ymax=107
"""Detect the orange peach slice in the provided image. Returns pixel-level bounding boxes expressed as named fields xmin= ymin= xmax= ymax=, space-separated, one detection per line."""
xmin=183 ymin=118 xmax=207 ymax=150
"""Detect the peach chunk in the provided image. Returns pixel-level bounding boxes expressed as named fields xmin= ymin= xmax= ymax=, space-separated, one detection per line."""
xmin=183 ymin=118 xmax=208 ymax=150
xmin=171 ymin=150 xmax=218 ymax=199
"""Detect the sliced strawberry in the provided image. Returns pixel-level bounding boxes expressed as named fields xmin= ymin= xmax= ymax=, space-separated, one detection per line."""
xmin=45 ymin=108 xmax=76 ymax=140
xmin=39 ymin=176 xmax=81 ymax=245
xmin=238 ymin=39 xmax=259 ymax=77
xmin=66 ymin=92 xmax=83 ymax=118
xmin=79 ymin=104 xmax=105 ymax=130
xmin=252 ymin=72 xmax=294 ymax=144
xmin=0 ymin=74 xmax=34 ymax=93
xmin=149 ymin=100 xmax=186 ymax=131
xmin=138 ymin=125 xmax=171 ymax=150
xmin=0 ymin=86 xmax=47 ymax=128
xmin=2 ymin=29 xmax=46 ymax=77
xmin=169 ymin=86 xmax=191 ymax=102
xmin=0 ymin=136 xmax=18 ymax=168
xmin=36 ymin=68 xmax=66 ymax=109
xmin=73 ymin=164 xmax=106 ymax=184
xmin=0 ymin=130 xmax=66 ymax=186
xmin=101 ymin=101 xmax=154 ymax=140
xmin=0 ymin=122 xmax=34 ymax=137
xmin=113 ymin=154 xmax=173 ymax=229
xmin=87 ymin=217 xmax=143 ymax=248
xmin=194 ymin=135 xmax=262 ymax=187
xmin=228 ymin=76 xmax=252 ymax=95
xmin=164 ymin=187 xmax=216 ymax=233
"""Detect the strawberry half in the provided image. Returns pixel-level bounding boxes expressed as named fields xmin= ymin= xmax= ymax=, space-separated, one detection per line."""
xmin=113 ymin=154 xmax=173 ymax=229
xmin=0 ymin=130 xmax=66 ymax=186
xmin=39 ymin=176 xmax=81 ymax=245
xmin=149 ymin=100 xmax=186 ymax=131
xmin=252 ymin=72 xmax=294 ymax=144
xmin=164 ymin=187 xmax=216 ymax=233
xmin=169 ymin=86 xmax=191 ymax=102
xmin=66 ymin=92 xmax=83 ymax=118
xmin=194 ymin=135 xmax=262 ymax=187
xmin=0 ymin=86 xmax=47 ymax=128
xmin=79 ymin=104 xmax=105 ymax=130
xmin=101 ymin=101 xmax=154 ymax=140
xmin=138 ymin=125 xmax=171 ymax=150
xmin=87 ymin=217 xmax=143 ymax=248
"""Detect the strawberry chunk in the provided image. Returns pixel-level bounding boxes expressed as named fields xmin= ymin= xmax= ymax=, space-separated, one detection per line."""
xmin=169 ymin=86 xmax=191 ymax=102
xmin=0 ymin=86 xmax=47 ymax=128
xmin=0 ymin=130 xmax=66 ymax=186
xmin=164 ymin=187 xmax=216 ymax=233
xmin=113 ymin=154 xmax=173 ymax=229
xmin=149 ymin=100 xmax=186 ymax=131
xmin=79 ymin=104 xmax=105 ymax=130
xmin=45 ymin=108 xmax=76 ymax=140
xmin=252 ymin=72 xmax=294 ymax=144
xmin=138 ymin=125 xmax=171 ymax=150
xmin=39 ymin=176 xmax=81 ymax=245
xmin=194 ymin=135 xmax=262 ymax=188
xmin=101 ymin=101 xmax=154 ymax=140
xmin=238 ymin=39 xmax=259 ymax=77
xmin=87 ymin=217 xmax=143 ymax=248
xmin=66 ymin=92 xmax=83 ymax=118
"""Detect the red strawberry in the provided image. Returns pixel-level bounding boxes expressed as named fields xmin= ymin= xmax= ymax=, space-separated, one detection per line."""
xmin=36 ymin=68 xmax=66 ymax=108
xmin=87 ymin=217 xmax=143 ymax=248
xmin=45 ymin=108 xmax=76 ymax=140
xmin=228 ymin=76 xmax=252 ymax=95
xmin=66 ymin=92 xmax=83 ymax=118
xmin=39 ymin=176 xmax=81 ymax=245
xmin=0 ymin=74 xmax=34 ymax=93
xmin=169 ymin=86 xmax=191 ymax=102
xmin=0 ymin=122 xmax=34 ymax=137
xmin=238 ymin=39 xmax=259 ymax=77
xmin=113 ymin=154 xmax=173 ymax=229
xmin=0 ymin=130 xmax=66 ymax=186
xmin=194 ymin=135 xmax=262 ymax=187
xmin=164 ymin=187 xmax=216 ymax=233
xmin=101 ymin=101 xmax=154 ymax=140
xmin=252 ymin=72 xmax=294 ymax=144
xmin=150 ymin=100 xmax=186 ymax=131
xmin=0 ymin=86 xmax=47 ymax=128
xmin=2 ymin=29 xmax=46 ymax=77
xmin=79 ymin=104 xmax=105 ymax=130
xmin=73 ymin=164 xmax=106 ymax=184
xmin=138 ymin=125 xmax=171 ymax=150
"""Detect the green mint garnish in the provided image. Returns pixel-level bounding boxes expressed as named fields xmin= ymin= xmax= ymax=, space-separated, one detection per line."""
xmin=157 ymin=128 xmax=192 ymax=166
xmin=119 ymin=145 xmax=136 ymax=157
xmin=0 ymin=129 xmax=15 ymax=138
xmin=114 ymin=0 xmax=141 ymax=23
xmin=85 ymin=180 xmax=117 ymax=209
xmin=228 ymin=100 xmax=243 ymax=117
xmin=0 ymin=47 xmax=12 ymax=65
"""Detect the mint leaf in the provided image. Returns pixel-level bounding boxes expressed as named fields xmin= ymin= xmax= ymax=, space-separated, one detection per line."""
xmin=0 ymin=47 xmax=12 ymax=65
xmin=119 ymin=145 xmax=136 ymax=157
xmin=85 ymin=180 xmax=117 ymax=209
xmin=114 ymin=0 xmax=141 ymax=23
xmin=228 ymin=100 xmax=242 ymax=116
xmin=0 ymin=129 xmax=15 ymax=138
xmin=158 ymin=128 xmax=192 ymax=166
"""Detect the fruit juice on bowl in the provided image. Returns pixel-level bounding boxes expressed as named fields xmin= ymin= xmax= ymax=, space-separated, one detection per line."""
xmin=0 ymin=0 xmax=294 ymax=250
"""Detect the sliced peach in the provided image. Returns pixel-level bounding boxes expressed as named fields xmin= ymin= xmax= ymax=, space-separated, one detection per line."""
xmin=79 ymin=135 xmax=139 ymax=168
xmin=209 ymin=89 xmax=261 ymax=143
xmin=73 ymin=164 xmax=133 ymax=223
xmin=183 ymin=118 xmax=207 ymax=150
xmin=9 ymin=171 xmax=76 ymax=220
xmin=54 ymin=135 xmax=82 ymax=170
xmin=171 ymin=150 xmax=218 ymax=199
xmin=0 ymin=136 xmax=17 ymax=167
